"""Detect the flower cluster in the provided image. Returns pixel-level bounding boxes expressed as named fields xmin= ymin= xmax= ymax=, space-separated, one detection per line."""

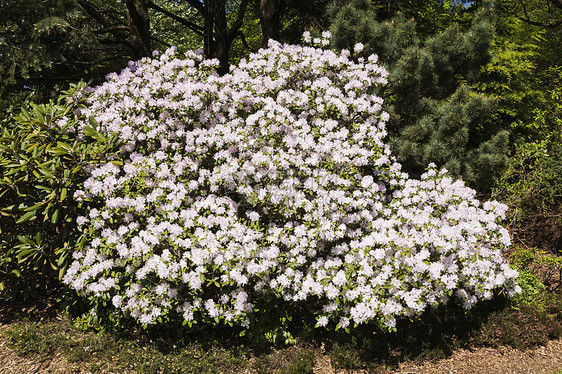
xmin=63 ymin=36 xmax=519 ymax=331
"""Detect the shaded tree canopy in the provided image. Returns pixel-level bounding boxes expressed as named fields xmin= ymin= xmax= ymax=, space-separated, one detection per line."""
xmin=1 ymin=0 xmax=342 ymax=101
xmin=2 ymin=0 xmax=559 ymax=192
xmin=513 ymin=0 xmax=562 ymax=27
xmin=0 ymin=0 xmax=282 ymax=98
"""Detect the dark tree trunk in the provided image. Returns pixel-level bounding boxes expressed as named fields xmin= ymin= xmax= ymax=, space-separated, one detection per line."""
xmin=208 ymin=0 xmax=229 ymax=74
xmin=125 ymin=0 xmax=151 ymax=59
xmin=260 ymin=0 xmax=285 ymax=47
xmin=202 ymin=0 xmax=249 ymax=75
xmin=203 ymin=1 xmax=213 ymax=61
xmin=79 ymin=0 xmax=248 ymax=74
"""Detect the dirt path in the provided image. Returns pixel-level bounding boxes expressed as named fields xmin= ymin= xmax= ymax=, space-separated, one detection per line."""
xmin=312 ymin=339 xmax=562 ymax=374
xmin=393 ymin=338 xmax=562 ymax=374
xmin=2 ymin=320 xmax=562 ymax=374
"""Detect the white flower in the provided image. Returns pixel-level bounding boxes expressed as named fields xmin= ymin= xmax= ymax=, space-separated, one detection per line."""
xmin=338 ymin=317 xmax=350 ymax=329
xmin=361 ymin=175 xmax=374 ymax=189
xmin=247 ymin=211 xmax=260 ymax=222
xmin=316 ymin=316 xmax=329 ymax=327
xmin=64 ymin=33 xmax=517 ymax=334
xmin=89 ymin=209 xmax=99 ymax=219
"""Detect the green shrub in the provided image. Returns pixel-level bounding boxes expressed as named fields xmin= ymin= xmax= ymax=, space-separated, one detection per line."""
xmin=493 ymin=141 xmax=562 ymax=254
xmin=510 ymin=246 xmax=562 ymax=292
xmin=0 ymin=82 xmax=121 ymax=300
xmin=470 ymin=304 xmax=561 ymax=349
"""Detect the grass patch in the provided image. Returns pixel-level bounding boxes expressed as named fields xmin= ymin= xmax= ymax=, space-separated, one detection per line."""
xmin=4 ymin=288 xmax=561 ymax=373
xmin=2 ymin=288 xmax=561 ymax=373
xmin=2 ymin=314 xmax=321 ymax=373
xmin=3 ymin=315 xmax=249 ymax=373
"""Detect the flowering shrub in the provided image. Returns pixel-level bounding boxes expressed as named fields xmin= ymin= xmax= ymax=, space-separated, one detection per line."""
xmin=63 ymin=34 xmax=520 ymax=334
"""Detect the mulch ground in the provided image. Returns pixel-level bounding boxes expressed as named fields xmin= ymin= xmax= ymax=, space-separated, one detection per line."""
xmin=2 ymin=318 xmax=561 ymax=374
xmin=1 ymin=294 xmax=561 ymax=374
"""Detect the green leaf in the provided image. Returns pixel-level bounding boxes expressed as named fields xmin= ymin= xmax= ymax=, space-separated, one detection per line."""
xmin=10 ymin=269 xmax=21 ymax=277
xmin=16 ymin=210 xmax=37 ymax=224
xmin=58 ymin=265 xmax=69 ymax=280
xmin=38 ymin=168 xmax=55 ymax=179
xmin=23 ymin=204 xmax=42 ymax=212
xmin=88 ymin=116 xmax=98 ymax=129
xmin=17 ymin=248 xmax=37 ymax=261
xmin=51 ymin=208 xmax=60 ymax=224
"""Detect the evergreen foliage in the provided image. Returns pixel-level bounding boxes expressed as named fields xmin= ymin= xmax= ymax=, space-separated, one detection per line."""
xmin=0 ymin=0 xmax=255 ymax=99
xmin=0 ymin=82 xmax=121 ymax=299
xmin=480 ymin=0 xmax=561 ymax=255
xmin=0 ymin=0 xmax=110 ymax=98
xmin=329 ymin=0 xmax=510 ymax=192
xmin=493 ymin=141 xmax=562 ymax=253
xmin=0 ymin=0 xmax=163 ymax=99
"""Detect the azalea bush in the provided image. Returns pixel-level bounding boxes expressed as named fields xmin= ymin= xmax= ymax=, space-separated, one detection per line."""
xmin=62 ymin=33 xmax=520 ymax=338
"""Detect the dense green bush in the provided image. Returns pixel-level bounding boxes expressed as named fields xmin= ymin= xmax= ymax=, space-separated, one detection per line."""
xmin=470 ymin=304 xmax=561 ymax=349
xmin=0 ymin=82 xmax=121 ymax=300
xmin=493 ymin=141 xmax=562 ymax=254
xmin=510 ymin=246 xmax=561 ymax=292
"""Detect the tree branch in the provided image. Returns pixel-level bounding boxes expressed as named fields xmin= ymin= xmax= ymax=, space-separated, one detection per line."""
xmin=99 ymin=37 xmax=136 ymax=50
xmin=237 ymin=31 xmax=252 ymax=51
xmin=517 ymin=16 xmax=562 ymax=27
xmin=76 ymin=0 xmax=112 ymax=28
xmin=145 ymin=0 xmax=204 ymax=35
xmin=549 ymin=0 xmax=562 ymax=10
xmin=228 ymin=0 xmax=250 ymax=41
xmin=51 ymin=55 xmax=126 ymax=67
xmin=94 ymin=25 xmax=130 ymax=34
xmin=517 ymin=0 xmax=562 ymax=28
xmin=180 ymin=0 xmax=205 ymax=14
xmin=150 ymin=35 xmax=172 ymax=49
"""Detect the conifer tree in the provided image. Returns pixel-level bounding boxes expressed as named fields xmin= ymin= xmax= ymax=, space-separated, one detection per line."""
xmin=329 ymin=0 xmax=510 ymax=192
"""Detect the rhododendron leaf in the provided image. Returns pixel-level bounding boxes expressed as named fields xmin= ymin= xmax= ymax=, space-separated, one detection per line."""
xmin=16 ymin=210 xmax=36 ymax=224
xmin=51 ymin=209 xmax=60 ymax=224
xmin=60 ymin=188 xmax=67 ymax=201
